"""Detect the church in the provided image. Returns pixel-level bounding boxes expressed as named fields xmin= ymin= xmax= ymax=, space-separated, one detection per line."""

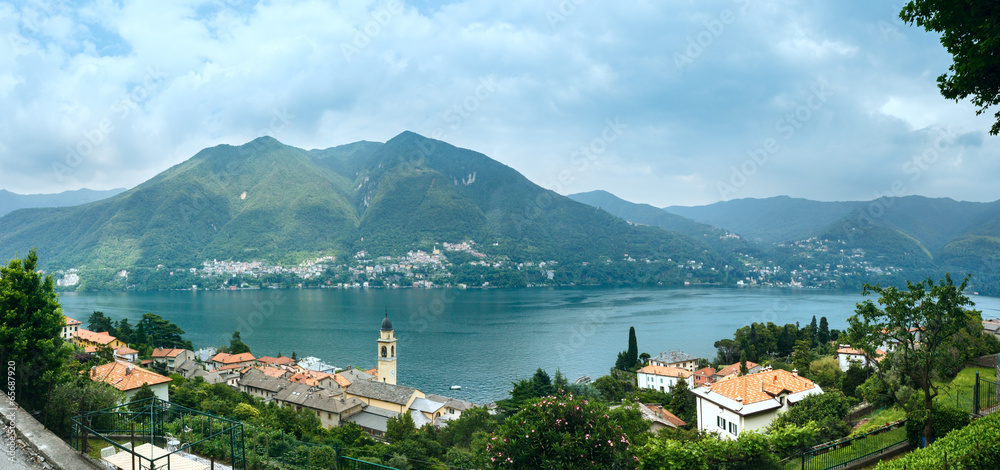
xmin=377 ymin=313 xmax=397 ymax=385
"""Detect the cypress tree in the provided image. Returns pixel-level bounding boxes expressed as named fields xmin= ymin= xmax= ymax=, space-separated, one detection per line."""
xmin=627 ymin=326 xmax=638 ymax=369
xmin=818 ymin=316 xmax=830 ymax=345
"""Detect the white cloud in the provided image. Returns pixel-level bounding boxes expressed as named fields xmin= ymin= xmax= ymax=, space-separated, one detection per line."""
xmin=0 ymin=0 xmax=998 ymax=208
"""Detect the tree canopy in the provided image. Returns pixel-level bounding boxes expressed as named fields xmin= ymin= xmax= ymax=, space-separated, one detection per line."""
xmin=901 ymin=1 xmax=1000 ymax=135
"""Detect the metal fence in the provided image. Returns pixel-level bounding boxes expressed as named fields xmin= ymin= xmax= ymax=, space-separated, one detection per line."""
xmin=339 ymin=456 xmax=399 ymax=470
xmin=786 ymin=420 xmax=907 ymax=470
xmin=973 ymin=372 xmax=1000 ymax=417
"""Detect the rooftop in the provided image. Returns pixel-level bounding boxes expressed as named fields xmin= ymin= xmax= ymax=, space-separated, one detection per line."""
xmin=273 ymin=382 xmax=359 ymax=414
xmin=703 ymin=369 xmax=819 ymax=406
xmin=152 ymin=348 xmax=189 ymax=358
xmin=652 ymin=350 xmax=699 ymax=364
xmin=347 ymin=380 xmax=418 ymax=406
xmin=89 ymin=361 xmax=171 ymax=392
xmin=211 ymin=352 xmax=256 ymax=364
xmin=637 ymin=364 xmax=694 ymax=378
xmin=75 ymin=329 xmax=118 ymax=345
xmin=64 ymin=316 xmax=81 ymax=326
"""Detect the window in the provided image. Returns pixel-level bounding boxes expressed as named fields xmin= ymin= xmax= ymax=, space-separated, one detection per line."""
xmin=729 ymin=422 xmax=737 ymax=435
xmin=718 ymin=417 xmax=726 ymax=429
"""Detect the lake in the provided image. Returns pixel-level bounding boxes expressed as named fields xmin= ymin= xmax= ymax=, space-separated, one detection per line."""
xmin=58 ymin=287 xmax=1000 ymax=404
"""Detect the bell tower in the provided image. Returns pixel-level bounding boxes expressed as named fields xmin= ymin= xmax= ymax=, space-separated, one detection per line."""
xmin=377 ymin=312 xmax=397 ymax=384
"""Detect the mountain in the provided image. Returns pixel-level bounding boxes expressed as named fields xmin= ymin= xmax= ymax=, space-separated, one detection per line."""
xmin=664 ymin=196 xmax=861 ymax=244
xmin=0 ymin=188 xmax=126 ymax=217
xmin=568 ymin=190 xmax=762 ymax=256
xmin=0 ymin=132 xmax=737 ymax=288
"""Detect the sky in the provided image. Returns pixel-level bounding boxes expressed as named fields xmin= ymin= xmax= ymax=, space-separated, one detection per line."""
xmin=1 ymin=0 xmax=997 ymax=207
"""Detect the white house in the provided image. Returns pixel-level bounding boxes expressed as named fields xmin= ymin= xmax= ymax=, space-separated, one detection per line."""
xmin=836 ymin=346 xmax=885 ymax=372
xmin=89 ymin=361 xmax=172 ymax=402
xmin=690 ymin=368 xmax=822 ymax=440
xmin=649 ymin=351 xmax=700 ymax=372
xmin=61 ymin=316 xmax=82 ymax=342
xmin=637 ymin=364 xmax=693 ymax=392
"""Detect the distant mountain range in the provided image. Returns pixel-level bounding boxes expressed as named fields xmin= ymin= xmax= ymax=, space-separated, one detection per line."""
xmin=0 ymin=188 xmax=126 ymax=217
xmin=0 ymin=132 xmax=736 ymax=289
xmin=569 ymin=191 xmax=1000 ymax=293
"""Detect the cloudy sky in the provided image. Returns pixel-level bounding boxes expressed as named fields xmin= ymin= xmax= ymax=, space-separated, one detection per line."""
xmin=1 ymin=0 xmax=996 ymax=207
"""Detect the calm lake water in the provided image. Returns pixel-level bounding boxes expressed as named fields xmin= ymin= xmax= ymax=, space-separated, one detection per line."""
xmin=58 ymin=287 xmax=1000 ymax=404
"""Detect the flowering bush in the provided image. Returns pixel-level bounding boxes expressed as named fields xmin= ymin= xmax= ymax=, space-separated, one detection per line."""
xmin=485 ymin=395 xmax=636 ymax=469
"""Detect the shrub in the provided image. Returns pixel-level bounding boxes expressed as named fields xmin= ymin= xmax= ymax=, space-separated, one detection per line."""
xmin=876 ymin=412 xmax=1000 ymax=470
xmin=904 ymin=405 xmax=970 ymax=447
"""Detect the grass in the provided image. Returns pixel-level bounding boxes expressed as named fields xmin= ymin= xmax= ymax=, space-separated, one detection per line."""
xmin=851 ymin=407 xmax=906 ymax=437
xmin=783 ymin=425 xmax=907 ymax=470
xmin=933 ymin=366 xmax=996 ymax=411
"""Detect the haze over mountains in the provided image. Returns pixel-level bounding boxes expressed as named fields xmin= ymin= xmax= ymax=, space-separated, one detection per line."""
xmin=0 ymin=188 xmax=126 ymax=217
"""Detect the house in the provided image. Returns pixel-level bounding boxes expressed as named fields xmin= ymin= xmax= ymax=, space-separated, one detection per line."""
xmin=983 ymin=319 xmax=1000 ymax=341
xmin=61 ymin=316 xmax=82 ymax=342
xmin=425 ymin=394 xmax=476 ymax=419
xmin=637 ymin=364 xmax=694 ymax=392
xmin=210 ymin=352 xmax=256 ymax=370
xmin=258 ymin=356 xmax=296 ymax=367
xmin=345 ymin=380 xmax=424 ymax=414
xmin=89 ymin=361 xmax=172 ymax=401
xmin=713 ymin=361 xmax=760 ymax=382
xmin=151 ymin=348 xmax=195 ymax=373
xmin=836 ymin=346 xmax=885 ymax=372
xmin=273 ymin=382 xmax=364 ymax=429
xmin=175 ymin=360 xmax=206 ymax=379
xmin=74 ymin=329 xmax=125 ymax=350
xmin=289 ymin=370 xmax=337 ymax=389
xmin=114 ymin=346 xmax=139 ymax=363
xmin=650 ymin=351 xmax=700 ymax=372
xmin=195 ymin=347 xmax=217 ymax=362
xmin=337 ymin=367 xmax=376 ymax=387
xmin=692 ymin=367 xmax=717 ymax=388
xmin=408 ymin=397 xmax=449 ymax=427
xmin=238 ymin=368 xmax=291 ymax=402
xmin=612 ymin=402 xmax=686 ymax=433
xmin=346 ymin=405 xmax=399 ymax=439
xmin=691 ymin=368 xmax=823 ymax=440
xmin=298 ymin=356 xmax=339 ymax=374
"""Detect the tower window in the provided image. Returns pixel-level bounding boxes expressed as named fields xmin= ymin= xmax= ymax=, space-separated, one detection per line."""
xmin=381 ymin=346 xmax=387 ymax=358
xmin=391 ymin=346 xmax=395 ymax=357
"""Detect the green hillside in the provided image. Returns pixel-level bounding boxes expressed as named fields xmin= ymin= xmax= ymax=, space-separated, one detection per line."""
xmin=0 ymin=188 xmax=126 ymax=217
xmin=0 ymin=132 xmax=739 ymax=289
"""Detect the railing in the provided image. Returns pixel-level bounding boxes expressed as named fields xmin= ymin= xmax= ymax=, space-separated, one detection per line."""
xmin=786 ymin=420 xmax=907 ymax=470
xmin=973 ymin=372 xmax=1000 ymax=416
xmin=339 ymin=456 xmax=399 ymax=469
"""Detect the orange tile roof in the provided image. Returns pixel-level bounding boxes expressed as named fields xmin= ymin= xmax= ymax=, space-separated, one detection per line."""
xmin=211 ymin=352 xmax=256 ymax=364
xmin=152 ymin=348 xmax=187 ymax=358
xmin=116 ymin=347 xmax=139 ymax=355
xmin=75 ymin=329 xmax=118 ymax=345
xmin=289 ymin=371 xmax=332 ymax=387
xmin=333 ymin=373 xmax=352 ymax=388
xmin=64 ymin=316 xmax=81 ymax=326
xmin=259 ymin=366 xmax=288 ymax=378
xmin=645 ymin=404 xmax=687 ymax=427
xmin=258 ymin=356 xmax=295 ymax=366
xmin=364 ymin=368 xmax=378 ymax=379
xmin=707 ymin=369 xmax=817 ymax=405
xmin=89 ymin=361 xmax=171 ymax=392
xmin=84 ymin=346 xmax=98 ymax=353
xmin=716 ymin=361 xmax=758 ymax=377
xmin=637 ymin=364 xmax=694 ymax=378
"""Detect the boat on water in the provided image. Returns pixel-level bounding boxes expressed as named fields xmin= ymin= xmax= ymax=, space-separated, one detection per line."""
xmin=450 ymin=385 xmax=462 ymax=390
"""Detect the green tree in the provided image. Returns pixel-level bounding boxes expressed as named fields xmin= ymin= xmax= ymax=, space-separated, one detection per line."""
xmin=667 ymin=378 xmax=695 ymax=425
xmin=0 ymin=249 xmax=71 ymax=411
xmin=847 ymin=274 xmax=979 ymax=445
xmin=792 ymin=339 xmax=811 ymax=374
xmin=714 ymin=338 xmax=740 ymax=365
xmin=228 ymin=331 xmax=251 ymax=355
xmin=627 ymin=326 xmax=638 ymax=369
xmin=88 ymin=311 xmax=115 ymax=334
xmin=42 ymin=380 xmax=124 ymax=439
xmin=818 ymin=316 xmax=830 ymax=345
xmin=385 ymin=411 xmax=417 ymax=444
xmin=486 ymin=395 xmax=633 ymax=469
xmin=739 ymin=352 xmax=748 ymax=376
xmin=130 ymin=382 xmax=157 ymax=412
xmin=593 ymin=374 xmax=626 ymax=402
xmin=138 ymin=313 xmax=192 ymax=349
xmin=842 ymin=363 xmax=869 ymax=399
xmin=808 ymin=316 xmax=818 ymax=347
xmin=900 ymin=1 xmax=1000 ymax=135
xmin=114 ymin=318 xmax=134 ymax=345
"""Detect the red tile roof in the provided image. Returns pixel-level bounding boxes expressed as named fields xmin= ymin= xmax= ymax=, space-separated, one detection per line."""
xmin=89 ymin=361 xmax=171 ymax=392
xmin=637 ymin=364 xmax=694 ymax=378
xmin=152 ymin=348 xmax=188 ymax=358
xmin=258 ymin=356 xmax=295 ymax=366
xmin=707 ymin=369 xmax=818 ymax=405
xmin=289 ymin=371 xmax=332 ymax=387
xmin=716 ymin=361 xmax=759 ymax=378
xmin=64 ymin=316 xmax=81 ymax=326
xmin=116 ymin=347 xmax=139 ymax=355
xmin=75 ymin=329 xmax=119 ymax=345
xmin=333 ymin=373 xmax=352 ymax=388
xmin=645 ymin=404 xmax=687 ymax=427
xmin=212 ymin=352 xmax=256 ymax=364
